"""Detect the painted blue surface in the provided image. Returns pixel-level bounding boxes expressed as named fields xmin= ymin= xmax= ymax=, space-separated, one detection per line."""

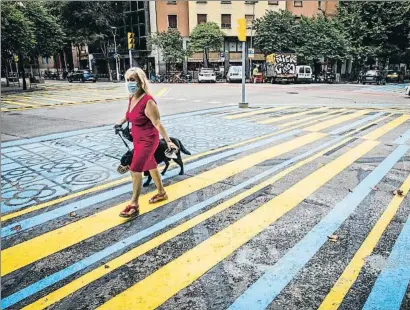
xmin=329 ymin=112 xmax=384 ymax=135
xmin=1 ymin=133 xmax=346 ymax=308
xmin=362 ymin=214 xmax=410 ymax=310
xmin=1 ymin=129 xmax=299 ymax=238
xmin=227 ymin=145 xmax=409 ymax=310
xmin=1 ymin=106 xmax=236 ymax=148
xmin=394 ymin=128 xmax=410 ymax=145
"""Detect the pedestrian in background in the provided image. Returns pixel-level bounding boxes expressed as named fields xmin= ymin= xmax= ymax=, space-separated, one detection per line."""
xmin=115 ymin=67 xmax=178 ymax=218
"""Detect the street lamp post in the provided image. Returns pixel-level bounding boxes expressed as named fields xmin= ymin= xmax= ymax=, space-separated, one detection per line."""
xmin=110 ymin=26 xmax=120 ymax=81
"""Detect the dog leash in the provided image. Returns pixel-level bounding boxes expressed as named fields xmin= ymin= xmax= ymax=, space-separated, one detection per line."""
xmin=117 ymin=130 xmax=131 ymax=151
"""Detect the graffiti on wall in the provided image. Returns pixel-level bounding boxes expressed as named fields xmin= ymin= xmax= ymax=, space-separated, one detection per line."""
xmin=274 ymin=53 xmax=297 ymax=74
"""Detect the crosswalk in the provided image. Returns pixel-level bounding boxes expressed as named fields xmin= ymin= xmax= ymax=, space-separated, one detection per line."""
xmin=1 ymin=105 xmax=410 ymax=309
xmin=1 ymin=84 xmax=166 ymax=112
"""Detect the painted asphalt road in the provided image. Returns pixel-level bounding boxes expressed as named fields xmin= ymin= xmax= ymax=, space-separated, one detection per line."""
xmin=1 ymin=104 xmax=410 ymax=310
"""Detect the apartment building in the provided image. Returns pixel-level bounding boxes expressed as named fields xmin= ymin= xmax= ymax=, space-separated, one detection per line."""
xmin=287 ymin=0 xmax=337 ymax=17
xmin=188 ymin=0 xmax=285 ymax=73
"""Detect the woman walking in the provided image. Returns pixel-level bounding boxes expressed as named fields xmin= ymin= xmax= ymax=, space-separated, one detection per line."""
xmin=115 ymin=67 xmax=177 ymax=218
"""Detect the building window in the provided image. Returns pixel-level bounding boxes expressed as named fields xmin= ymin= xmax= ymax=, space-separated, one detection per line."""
xmin=294 ymin=1 xmax=303 ymax=7
xmin=221 ymin=14 xmax=231 ymax=29
xmin=167 ymin=0 xmax=176 ymax=4
xmin=168 ymin=15 xmax=177 ymax=28
xmin=245 ymin=15 xmax=254 ymax=29
xmin=221 ymin=0 xmax=231 ymax=3
xmin=196 ymin=0 xmax=207 ymax=3
xmin=245 ymin=0 xmax=258 ymax=4
xmin=197 ymin=14 xmax=207 ymax=24
xmin=268 ymin=0 xmax=279 ymax=4
xmin=318 ymin=0 xmax=322 ymax=8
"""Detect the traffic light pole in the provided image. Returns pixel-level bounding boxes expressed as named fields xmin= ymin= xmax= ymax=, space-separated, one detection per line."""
xmin=129 ymin=49 xmax=133 ymax=68
xmin=239 ymin=41 xmax=248 ymax=108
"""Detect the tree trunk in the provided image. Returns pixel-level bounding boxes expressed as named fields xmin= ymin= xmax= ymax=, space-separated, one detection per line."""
xmin=18 ymin=53 xmax=27 ymax=90
xmin=3 ymin=56 xmax=10 ymax=87
xmin=106 ymin=59 xmax=113 ymax=82
xmin=203 ymin=48 xmax=209 ymax=68
xmin=37 ymin=57 xmax=41 ymax=77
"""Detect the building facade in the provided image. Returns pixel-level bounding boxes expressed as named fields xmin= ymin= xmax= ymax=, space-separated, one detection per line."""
xmin=187 ymin=0 xmax=285 ymax=75
xmin=286 ymin=0 xmax=337 ymax=17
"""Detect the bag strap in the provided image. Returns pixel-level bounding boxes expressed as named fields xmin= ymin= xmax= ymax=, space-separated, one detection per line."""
xmin=118 ymin=131 xmax=131 ymax=151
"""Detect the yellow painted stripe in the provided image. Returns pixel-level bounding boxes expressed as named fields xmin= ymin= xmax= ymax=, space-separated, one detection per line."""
xmin=3 ymin=99 xmax=52 ymax=106
xmin=225 ymin=106 xmax=291 ymax=120
xmin=319 ymin=172 xmax=410 ymax=310
xmin=362 ymin=115 xmax=410 ymax=141
xmin=155 ymin=87 xmax=168 ymax=97
xmin=305 ymin=110 xmax=369 ymax=132
xmin=97 ymin=139 xmax=379 ymax=310
xmin=21 ymin=96 xmax=74 ymax=104
xmin=1 ymin=100 xmax=34 ymax=107
xmin=278 ymin=110 xmax=346 ymax=129
xmin=1 ymin=132 xmax=325 ymax=276
xmin=26 ymin=136 xmax=357 ymax=310
xmin=257 ymin=107 xmax=329 ymax=125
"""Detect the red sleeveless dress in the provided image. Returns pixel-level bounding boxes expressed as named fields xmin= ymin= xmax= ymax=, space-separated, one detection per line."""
xmin=126 ymin=94 xmax=159 ymax=172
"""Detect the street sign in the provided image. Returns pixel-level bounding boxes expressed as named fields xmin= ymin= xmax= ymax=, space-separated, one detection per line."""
xmin=220 ymin=52 xmax=225 ymax=62
xmin=248 ymin=48 xmax=254 ymax=59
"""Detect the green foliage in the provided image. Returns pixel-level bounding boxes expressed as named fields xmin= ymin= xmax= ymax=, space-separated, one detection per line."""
xmin=188 ymin=22 xmax=225 ymax=53
xmin=149 ymin=28 xmax=186 ymax=64
xmin=253 ymin=10 xmax=299 ymax=54
xmin=1 ymin=1 xmax=36 ymax=56
xmin=296 ymin=15 xmax=351 ymax=62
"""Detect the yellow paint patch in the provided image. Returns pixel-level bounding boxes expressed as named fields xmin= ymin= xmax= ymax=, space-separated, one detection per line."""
xmin=362 ymin=115 xmax=410 ymax=141
xmin=225 ymin=106 xmax=291 ymax=120
xmin=305 ymin=110 xmax=369 ymax=132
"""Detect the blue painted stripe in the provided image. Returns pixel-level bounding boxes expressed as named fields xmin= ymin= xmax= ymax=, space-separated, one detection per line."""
xmin=362 ymin=214 xmax=410 ymax=310
xmin=1 ymin=106 xmax=237 ymax=148
xmin=329 ymin=112 xmax=384 ymax=135
xmin=1 ymin=134 xmax=346 ymax=308
xmin=1 ymin=129 xmax=298 ymax=237
xmin=227 ymin=145 xmax=409 ymax=310
xmin=394 ymin=128 xmax=410 ymax=145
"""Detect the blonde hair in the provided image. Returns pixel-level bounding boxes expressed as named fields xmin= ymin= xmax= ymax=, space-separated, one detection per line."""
xmin=125 ymin=67 xmax=150 ymax=94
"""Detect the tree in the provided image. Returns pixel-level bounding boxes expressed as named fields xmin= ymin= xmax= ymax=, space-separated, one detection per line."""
xmin=1 ymin=1 xmax=35 ymax=87
xmin=188 ymin=22 xmax=225 ymax=68
xmin=337 ymin=1 xmax=410 ymax=71
xmin=296 ymin=15 xmax=351 ymax=67
xmin=253 ymin=10 xmax=299 ymax=55
xmin=149 ymin=28 xmax=186 ymax=73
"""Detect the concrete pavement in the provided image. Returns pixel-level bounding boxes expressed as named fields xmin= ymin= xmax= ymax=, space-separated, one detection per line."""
xmin=1 ymin=93 xmax=410 ymax=309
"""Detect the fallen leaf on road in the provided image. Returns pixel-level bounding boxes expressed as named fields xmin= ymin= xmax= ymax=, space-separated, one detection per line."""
xmin=348 ymin=188 xmax=353 ymax=193
xmin=70 ymin=212 xmax=77 ymax=217
xmin=328 ymin=235 xmax=339 ymax=242
xmin=393 ymin=189 xmax=404 ymax=197
xmin=11 ymin=225 xmax=22 ymax=232
xmin=104 ymin=265 xmax=110 ymax=269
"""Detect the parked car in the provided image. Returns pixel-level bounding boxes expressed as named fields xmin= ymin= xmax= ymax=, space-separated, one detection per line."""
xmin=295 ymin=65 xmax=312 ymax=83
xmin=226 ymin=66 xmax=243 ymax=83
xmin=67 ymin=70 xmax=97 ymax=83
xmin=405 ymin=84 xmax=410 ymax=97
xmin=198 ymin=68 xmax=216 ymax=83
xmin=362 ymin=70 xmax=386 ymax=85
xmin=386 ymin=70 xmax=400 ymax=83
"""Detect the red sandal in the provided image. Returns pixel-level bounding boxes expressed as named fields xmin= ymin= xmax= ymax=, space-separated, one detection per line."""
xmin=149 ymin=192 xmax=168 ymax=204
xmin=119 ymin=205 xmax=139 ymax=218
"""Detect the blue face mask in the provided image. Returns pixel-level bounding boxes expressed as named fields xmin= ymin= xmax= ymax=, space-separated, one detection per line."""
xmin=127 ymin=81 xmax=139 ymax=94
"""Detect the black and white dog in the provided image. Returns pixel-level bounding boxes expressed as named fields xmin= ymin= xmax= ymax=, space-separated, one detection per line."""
xmin=118 ymin=137 xmax=191 ymax=187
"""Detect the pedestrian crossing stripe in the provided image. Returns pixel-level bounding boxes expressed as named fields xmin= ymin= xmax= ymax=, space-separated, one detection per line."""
xmin=277 ymin=109 xmax=346 ymax=129
xmin=305 ymin=110 xmax=369 ymax=132
xmin=318 ymin=173 xmax=410 ymax=310
xmin=1 ymin=132 xmax=324 ymax=276
xmin=96 ymin=140 xmax=379 ymax=310
xmin=2 ymin=107 xmax=410 ymax=310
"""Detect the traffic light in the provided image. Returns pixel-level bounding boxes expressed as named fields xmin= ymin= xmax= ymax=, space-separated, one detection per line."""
xmin=237 ymin=18 xmax=246 ymax=42
xmin=127 ymin=32 xmax=135 ymax=50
